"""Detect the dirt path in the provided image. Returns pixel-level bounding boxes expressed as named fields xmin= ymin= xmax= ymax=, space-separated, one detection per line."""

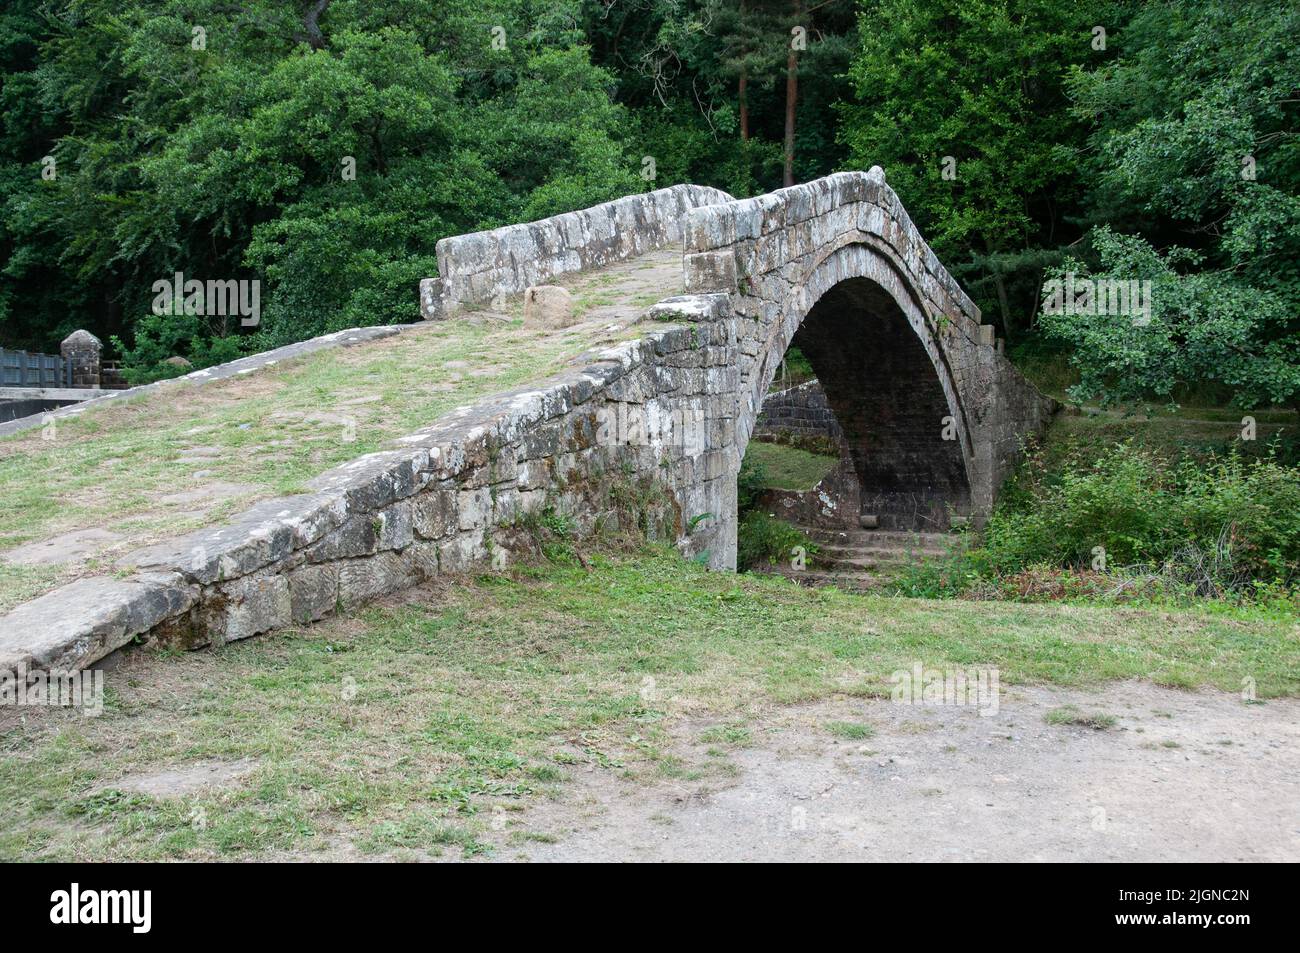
xmin=494 ymin=681 xmax=1300 ymax=862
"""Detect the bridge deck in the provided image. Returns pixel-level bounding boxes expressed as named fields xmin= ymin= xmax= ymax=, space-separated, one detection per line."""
xmin=0 ymin=248 xmax=685 ymax=613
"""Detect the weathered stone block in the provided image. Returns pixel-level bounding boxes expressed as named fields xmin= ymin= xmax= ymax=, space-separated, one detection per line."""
xmin=305 ymin=514 xmax=378 ymax=563
xmin=683 ymin=252 xmax=738 ymax=293
xmin=438 ymin=533 xmax=486 ymax=573
xmin=338 ymin=552 xmax=414 ymax=609
xmin=457 ymin=486 xmax=492 ymax=531
xmin=406 ymin=541 xmax=441 ymax=581
xmin=523 ymin=285 xmax=576 ymax=329
xmin=288 ymin=563 xmax=339 ymax=624
xmin=0 ymin=573 xmax=195 ymax=675
xmin=412 ymin=484 xmax=458 ymax=540
xmin=214 ymin=573 xmax=291 ymax=643
xmin=377 ymin=500 xmax=414 ymax=551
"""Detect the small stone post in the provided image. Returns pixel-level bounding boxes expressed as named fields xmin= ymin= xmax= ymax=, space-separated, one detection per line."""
xmin=61 ymin=329 xmax=102 ymax=389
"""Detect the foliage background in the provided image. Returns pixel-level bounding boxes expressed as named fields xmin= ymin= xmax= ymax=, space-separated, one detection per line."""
xmin=0 ymin=0 xmax=1295 ymax=407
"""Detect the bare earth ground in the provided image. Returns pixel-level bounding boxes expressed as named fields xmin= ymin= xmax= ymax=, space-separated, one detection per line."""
xmin=491 ymin=683 xmax=1300 ymax=863
xmin=13 ymin=679 xmax=1296 ymax=864
xmin=2 ymin=549 xmax=1295 ymax=863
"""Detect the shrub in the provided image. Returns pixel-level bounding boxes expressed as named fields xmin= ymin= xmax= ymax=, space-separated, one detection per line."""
xmin=885 ymin=546 xmax=982 ymax=598
xmin=1172 ymin=452 xmax=1300 ymax=582
xmin=111 ymin=311 xmax=249 ymax=386
xmin=981 ymin=442 xmax=1175 ymax=571
xmin=737 ymin=455 xmax=769 ymax=513
xmin=737 ymin=511 xmax=818 ymax=573
xmin=980 ymin=441 xmax=1300 ymax=590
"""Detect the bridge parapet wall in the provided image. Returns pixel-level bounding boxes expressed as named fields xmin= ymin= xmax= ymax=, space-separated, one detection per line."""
xmin=681 ymin=169 xmax=980 ymax=332
xmin=420 ymin=184 xmax=734 ymax=319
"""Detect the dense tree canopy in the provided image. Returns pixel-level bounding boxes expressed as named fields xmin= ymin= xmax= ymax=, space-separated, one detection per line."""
xmin=840 ymin=0 xmax=1096 ymax=340
xmin=1 ymin=0 xmax=856 ymax=379
xmin=0 ymin=0 xmax=1294 ymax=407
xmin=1041 ymin=0 xmax=1300 ymax=411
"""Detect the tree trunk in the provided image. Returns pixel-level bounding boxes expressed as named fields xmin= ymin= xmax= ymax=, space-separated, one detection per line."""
xmin=739 ymin=68 xmax=749 ymax=141
xmin=983 ymin=239 xmax=1012 ymax=342
xmin=301 ymin=0 xmax=329 ymax=49
xmin=783 ymin=47 xmax=798 ymax=186
xmin=992 ymin=270 xmax=1012 ymax=344
xmin=739 ymin=0 xmax=750 ymax=142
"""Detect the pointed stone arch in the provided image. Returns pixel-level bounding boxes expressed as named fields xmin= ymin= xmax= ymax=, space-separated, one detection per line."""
xmin=742 ymin=240 xmax=976 ymax=527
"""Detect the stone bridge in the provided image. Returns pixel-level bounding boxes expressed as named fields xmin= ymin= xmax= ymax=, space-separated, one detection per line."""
xmin=0 ymin=169 xmax=1054 ymax=675
xmin=422 ymin=167 xmax=1053 ymax=567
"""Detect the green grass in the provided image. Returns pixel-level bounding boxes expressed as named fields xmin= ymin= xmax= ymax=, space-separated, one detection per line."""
xmin=1038 ymin=407 xmax=1299 ymax=469
xmin=698 ymin=723 xmax=754 ymax=747
xmin=1044 ymin=706 xmax=1119 ymax=730
xmin=1009 ymin=334 xmax=1299 ymax=465
xmin=744 ymin=440 xmax=839 ymax=491
xmin=2 ymin=547 xmax=1294 ymax=861
xmin=825 ymin=721 xmax=875 ymax=740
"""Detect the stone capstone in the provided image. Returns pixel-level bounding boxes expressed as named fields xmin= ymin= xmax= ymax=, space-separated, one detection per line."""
xmin=523 ymin=285 xmax=576 ymax=329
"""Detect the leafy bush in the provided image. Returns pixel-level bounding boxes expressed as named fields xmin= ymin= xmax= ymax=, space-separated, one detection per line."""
xmin=111 ymin=312 xmax=249 ymax=386
xmin=980 ymin=441 xmax=1300 ymax=590
xmin=1172 ymin=453 xmax=1300 ymax=583
xmin=981 ymin=442 xmax=1171 ymax=570
xmin=737 ymin=454 xmax=769 ymax=513
xmin=885 ymin=547 xmax=982 ymax=599
xmin=737 ymin=511 xmax=817 ymax=573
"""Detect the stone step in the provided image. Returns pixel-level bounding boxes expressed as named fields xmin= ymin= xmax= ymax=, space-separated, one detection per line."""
xmin=764 ymin=524 xmax=965 ymax=587
xmin=807 ymin=528 xmax=958 ymax=550
xmin=814 ymin=554 xmax=885 ymax=572
xmin=815 ymin=542 xmax=951 ymax=561
xmin=814 ymin=551 xmax=938 ymax=572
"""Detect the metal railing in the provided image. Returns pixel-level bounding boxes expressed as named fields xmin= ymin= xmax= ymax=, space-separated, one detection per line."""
xmin=0 ymin=347 xmax=72 ymax=388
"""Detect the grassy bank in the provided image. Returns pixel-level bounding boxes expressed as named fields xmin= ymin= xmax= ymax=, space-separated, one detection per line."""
xmin=886 ymin=400 xmax=1300 ymax=601
xmin=743 ymin=439 xmax=839 ymax=491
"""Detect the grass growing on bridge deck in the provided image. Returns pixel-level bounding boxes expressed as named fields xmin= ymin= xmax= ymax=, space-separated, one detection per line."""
xmin=0 ymin=251 xmax=684 ymax=613
xmin=1 ymin=548 xmax=1294 ymax=861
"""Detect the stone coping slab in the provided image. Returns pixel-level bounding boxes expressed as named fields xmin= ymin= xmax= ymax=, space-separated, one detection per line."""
xmin=420 ymin=184 xmax=733 ymax=319
xmin=0 ymin=386 xmax=110 ymax=402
